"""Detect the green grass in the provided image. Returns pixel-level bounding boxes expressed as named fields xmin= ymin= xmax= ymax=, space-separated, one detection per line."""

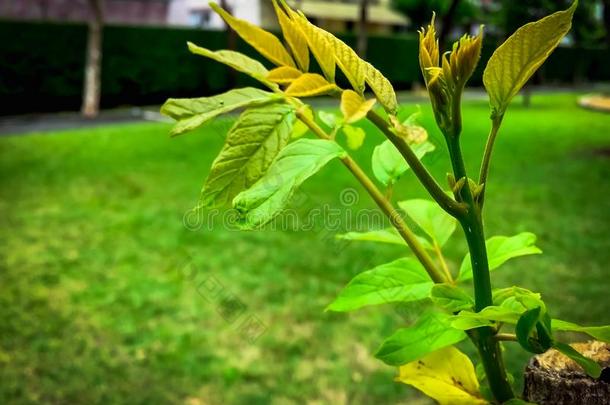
xmin=1 ymin=93 xmax=609 ymax=404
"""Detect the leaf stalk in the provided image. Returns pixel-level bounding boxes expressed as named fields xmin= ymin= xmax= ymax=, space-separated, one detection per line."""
xmin=366 ymin=110 xmax=467 ymax=218
xmin=295 ymin=109 xmax=448 ymax=284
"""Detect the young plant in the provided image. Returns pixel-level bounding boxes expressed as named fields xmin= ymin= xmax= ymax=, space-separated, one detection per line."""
xmin=162 ymin=1 xmax=609 ymax=403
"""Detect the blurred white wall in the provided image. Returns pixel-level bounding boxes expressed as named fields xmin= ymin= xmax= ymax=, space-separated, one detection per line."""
xmin=168 ymin=0 xmax=262 ymax=29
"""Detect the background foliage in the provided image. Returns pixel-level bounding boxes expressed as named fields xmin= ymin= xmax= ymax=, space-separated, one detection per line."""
xmin=1 ymin=20 xmax=608 ymax=115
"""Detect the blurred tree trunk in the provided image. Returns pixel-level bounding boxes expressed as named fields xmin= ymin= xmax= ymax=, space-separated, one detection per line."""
xmin=219 ymin=0 xmax=237 ymax=87
xmin=439 ymin=0 xmax=461 ymax=50
xmin=357 ymin=0 xmax=369 ymax=58
xmin=81 ymin=0 xmax=103 ymax=118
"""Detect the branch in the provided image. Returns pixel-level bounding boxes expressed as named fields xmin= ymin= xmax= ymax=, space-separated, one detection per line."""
xmin=367 ymin=110 xmax=467 ymax=218
xmin=495 ymin=333 xmax=517 ymax=342
xmin=296 ymin=109 xmax=447 ymax=284
xmin=477 ymin=115 xmax=504 ymax=208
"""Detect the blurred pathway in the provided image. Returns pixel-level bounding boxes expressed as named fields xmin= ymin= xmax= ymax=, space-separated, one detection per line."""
xmin=0 ymin=107 xmax=159 ymax=136
xmin=0 ymin=88 xmax=589 ymax=136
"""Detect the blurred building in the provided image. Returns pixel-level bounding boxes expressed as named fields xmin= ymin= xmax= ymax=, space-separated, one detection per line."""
xmin=168 ymin=0 xmax=409 ymax=33
xmin=285 ymin=0 xmax=408 ymax=34
xmin=0 ymin=0 xmax=171 ymax=25
xmin=0 ymin=0 xmax=409 ymax=33
xmin=167 ymin=0 xmax=263 ymax=28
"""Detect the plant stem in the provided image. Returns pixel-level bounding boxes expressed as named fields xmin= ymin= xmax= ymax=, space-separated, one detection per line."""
xmin=296 ymin=110 xmax=447 ymax=284
xmin=433 ymin=242 xmax=453 ymax=283
xmin=495 ymin=333 xmax=518 ymax=342
xmin=367 ymin=111 xmax=467 ymax=218
xmin=478 ymin=115 xmax=504 ymax=208
xmin=342 ymin=156 xmax=447 ymax=284
xmin=446 ymin=135 xmax=515 ymax=402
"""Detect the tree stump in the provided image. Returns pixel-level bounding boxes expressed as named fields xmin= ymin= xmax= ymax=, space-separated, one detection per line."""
xmin=524 ymin=341 xmax=610 ymax=404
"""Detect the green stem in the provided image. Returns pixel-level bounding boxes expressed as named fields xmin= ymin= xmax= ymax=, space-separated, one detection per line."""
xmin=446 ymin=135 xmax=515 ymax=403
xmin=342 ymin=156 xmax=447 ymax=284
xmin=367 ymin=111 xmax=467 ymax=217
xmin=433 ymin=241 xmax=453 ymax=283
xmin=296 ymin=109 xmax=447 ymax=284
xmin=495 ymin=333 xmax=518 ymax=342
xmin=478 ymin=115 xmax=504 ymax=208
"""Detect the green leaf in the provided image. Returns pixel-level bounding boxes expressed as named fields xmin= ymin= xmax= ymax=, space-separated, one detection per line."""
xmin=336 ymin=228 xmax=434 ymax=250
xmin=552 ymin=319 xmax=610 ymax=343
xmin=187 ymin=42 xmax=276 ymax=88
xmin=458 ymin=233 xmax=542 ymax=282
xmin=372 ymin=140 xmax=435 ymax=187
xmin=492 ymin=287 xmax=546 ymax=314
xmin=492 ymin=287 xmax=541 ymax=306
xmin=342 ymin=125 xmax=366 ymax=150
xmin=396 ymin=346 xmax=487 ymax=405
xmin=233 ymin=139 xmax=345 ymax=228
xmin=483 ymin=1 xmax=577 ymax=117
xmin=451 ymin=305 xmax=523 ymax=330
xmin=326 ymin=258 xmax=434 ymax=312
xmin=455 ymin=292 xmax=547 ymax=331
xmin=161 ymin=88 xmax=280 ymax=137
xmin=552 ymin=341 xmax=602 ymax=379
xmin=199 ymin=104 xmax=295 ymax=208
xmin=516 ymin=307 xmax=552 ymax=354
xmin=399 ymin=199 xmax=457 ymax=247
xmin=375 ymin=312 xmax=467 ymax=366
xmin=430 ymin=284 xmax=474 ymax=312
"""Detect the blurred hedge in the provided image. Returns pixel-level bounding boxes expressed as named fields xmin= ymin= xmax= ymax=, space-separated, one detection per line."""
xmin=1 ymin=20 xmax=608 ymax=115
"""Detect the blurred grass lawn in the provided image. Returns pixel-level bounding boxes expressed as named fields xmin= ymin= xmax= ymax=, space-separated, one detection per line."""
xmin=1 ymin=94 xmax=609 ymax=404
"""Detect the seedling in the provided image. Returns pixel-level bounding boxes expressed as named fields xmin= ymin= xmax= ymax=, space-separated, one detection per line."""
xmin=162 ymin=1 xmax=609 ymax=403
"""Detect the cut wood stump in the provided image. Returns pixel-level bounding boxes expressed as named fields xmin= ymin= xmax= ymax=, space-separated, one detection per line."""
xmin=524 ymin=341 xmax=610 ymax=404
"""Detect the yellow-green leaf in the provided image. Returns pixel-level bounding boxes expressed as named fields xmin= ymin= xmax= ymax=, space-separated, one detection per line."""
xmin=389 ymin=115 xmax=429 ymax=144
xmin=267 ymin=66 xmax=302 ymax=84
xmin=161 ymin=87 xmax=279 ymax=137
xmin=372 ymin=140 xmax=435 ymax=187
xmin=187 ymin=42 xmax=276 ymax=89
xmin=233 ymin=139 xmax=346 ymax=228
xmin=201 ymin=104 xmax=296 ymax=208
xmin=292 ymin=12 xmax=336 ymax=82
xmin=285 ymin=73 xmax=337 ymax=97
xmin=326 ymin=34 xmax=367 ymax=93
xmin=483 ymin=1 xmax=577 ymax=117
xmin=342 ymin=125 xmax=366 ymax=150
xmin=340 ymin=90 xmax=377 ymax=124
xmin=396 ymin=346 xmax=488 ymax=405
xmin=210 ymin=2 xmax=295 ymax=67
xmin=365 ymin=62 xmax=398 ymax=114
xmin=272 ymin=0 xmax=309 ymax=71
